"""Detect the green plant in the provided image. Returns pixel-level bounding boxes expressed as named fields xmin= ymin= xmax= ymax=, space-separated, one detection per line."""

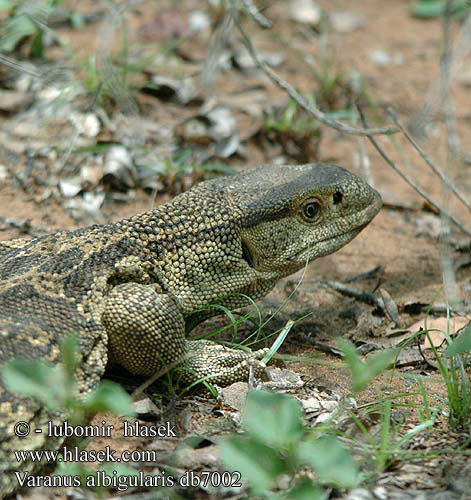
xmin=430 ymin=323 xmax=471 ymax=430
xmin=351 ymin=397 xmax=437 ymax=476
xmin=264 ymin=98 xmax=322 ymax=163
xmin=2 ymin=335 xmax=134 ymax=422
xmin=0 ymin=0 xmax=67 ymax=57
xmin=220 ymin=390 xmax=358 ymax=499
xmin=313 ymin=66 xmax=355 ymax=115
xmin=411 ymin=0 xmax=471 ymax=19
xmin=2 ymin=335 xmax=136 ymax=495
xmin=338 ymin=339 xmax=399 ymax=393
xmin=338 ymin=339 xmax=440 ymax=475
xmin=176 ymin=299 xmax=290 ymax=397
xmin=78 ymin=52 xmax=134 ymax=112
xmin=264 ymin=99 xmax=320 ymax=135
xmin=137 ymin=148 xmax=236 ymax=195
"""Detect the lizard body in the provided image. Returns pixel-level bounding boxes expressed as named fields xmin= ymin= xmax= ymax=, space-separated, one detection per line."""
xmin=0 ymin=163 xmax=381 ymax=497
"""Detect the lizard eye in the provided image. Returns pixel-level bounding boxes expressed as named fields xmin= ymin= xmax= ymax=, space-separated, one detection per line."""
xmin=302 ymin=200 xmax=321 ymax=221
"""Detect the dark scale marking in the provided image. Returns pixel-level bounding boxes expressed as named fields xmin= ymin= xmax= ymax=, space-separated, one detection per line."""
xmin=0 ymin=252 xmax=43 ymax=281
xmin=39 ymin=247 xmax=84 ymax=275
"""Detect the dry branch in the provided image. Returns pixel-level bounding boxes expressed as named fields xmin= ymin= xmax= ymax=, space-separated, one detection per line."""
xmin=387 ymin=107 xmax=470 ymax=211
xmin=240 ymin=0 xmax=272 ymax=28
xmin=233 ymin=16 xmax=399 ymax=138
xmin=358 ymin=106 xmax=471 ymax=237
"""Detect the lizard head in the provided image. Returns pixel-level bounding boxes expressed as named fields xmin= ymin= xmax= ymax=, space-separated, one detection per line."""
xmin=210 ymin=163 xmax=382 ymax=277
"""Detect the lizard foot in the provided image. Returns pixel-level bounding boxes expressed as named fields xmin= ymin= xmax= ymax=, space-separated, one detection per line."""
xmin=182 ymin=340 xmax=268 ymax=386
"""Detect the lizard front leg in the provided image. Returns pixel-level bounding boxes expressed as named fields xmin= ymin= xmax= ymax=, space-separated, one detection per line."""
xmin=102 ymin=283 xmax=266 ymax=385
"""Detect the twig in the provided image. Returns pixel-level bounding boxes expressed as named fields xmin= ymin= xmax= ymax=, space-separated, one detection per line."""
xmin=240 ymin=0 xmax=272 ymax=28
xmin=0 ymin=54 xmax=42 ymax=78
xmin=387 ymin=107 xmax=470 ymax=210
xmin=233 ymin=17 xmax=399 ymax=137
xmin=403 ymin=302 xmax=471 ymax=315
xmin=320 ymin=279 xmax=384 ymax=311
xmin=311 ymin=340 xmax=344 ymax=357
xmin=357 ymin=105 xmax=471 ymax=237
xmin=429 ymin=303 xmax=471 ymax=314
xmin=289 ymin=330 xmax=344 ymax=357
xmin=438 ymin=1 xmax=465 ymax=312
xmin=408 ymin=12 xmax=471 ymax=137
xmin=343 ymin=265 xmax=384 ymax=283
xmin=203 ymin=8 xmax=235 ymax=87
xmin=441 ymin=0 xmax=462 ymax=156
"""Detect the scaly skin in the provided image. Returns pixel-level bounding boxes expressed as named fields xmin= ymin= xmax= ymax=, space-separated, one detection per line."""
xmin=0 ymin=163 xmax=381 ymax=497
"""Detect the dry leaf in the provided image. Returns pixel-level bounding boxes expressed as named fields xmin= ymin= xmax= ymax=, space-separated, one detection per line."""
xmin=407 ymin=316 xmax=471 ymax=349
xmin=289 ymin=0 xmax=322 ymax=26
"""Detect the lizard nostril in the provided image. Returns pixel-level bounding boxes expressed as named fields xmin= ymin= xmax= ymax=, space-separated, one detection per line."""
xmin=333 ymin=191 xmax=343 ymax=205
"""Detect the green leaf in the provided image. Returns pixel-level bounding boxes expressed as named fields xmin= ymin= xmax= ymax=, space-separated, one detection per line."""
xmin=262 ymin=320 xmax=294 ymax=365
xmin=101 ymin=463 xmax=138 ymax=477
xmin=0 ymin=15 xmax=37 ymax=52
xmin=445 ymin=324 xmax=471 ymax=355
xmin=55 ymin=461 xmax=93 ymax=479
xmin=284 ymin=480 xmax=327 ymax=500
xmin=70 ymin=12 xmax=86 ymax=30
xmin=84 ymin=380 xmax=134 ymax=417
xmin=298 ymin=436 xmax=358 ymax=488
xmin=411 ymin=0 xmax=470 ymax=18
xmin=69 ymin=142 xmax=119 ymax=154
xmin=338 ymin=339 xmax=398 ymax=393
xmin=242 ymin=390 xmax=304 ymax=449
xmin=60 ymin=334 xmax=80 ymax=383
xmin=220 ymin=435 xmax=286 ymax=494
xmin=29 ymin=29 xmax=45 ymax=59
xmin=1 ymin=359 xmax=65 ymax=409
xmin=0 ymin=0 xmax=13 ymax=11
xmin=198 ymin=162 xmax=236 ymax=175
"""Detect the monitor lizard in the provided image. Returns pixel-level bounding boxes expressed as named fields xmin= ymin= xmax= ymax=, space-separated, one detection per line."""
xmin=0 ymin=163 xmax=382 ymax=497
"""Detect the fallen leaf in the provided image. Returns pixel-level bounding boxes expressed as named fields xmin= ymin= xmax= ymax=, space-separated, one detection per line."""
xmin=379 ymin=287 xmax=401 ymax=327
xmin=0 ymin=90 xmax=33 ymax=112
xmin=289 ymin=0 xmax=322 ymax=26
xmin=330 ymin=10 xmax=366 ymax=33
xmin=70 ymin=112 xmax=101 ymax=138
xmin=407 ymin=316 xmax=471 ymax=349
xmin=102 ymin=145 xmax=137 ymax=191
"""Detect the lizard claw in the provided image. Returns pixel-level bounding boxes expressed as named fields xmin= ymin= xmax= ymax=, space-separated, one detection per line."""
xmin=183 ymin=340 xmax=269 ymax=385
